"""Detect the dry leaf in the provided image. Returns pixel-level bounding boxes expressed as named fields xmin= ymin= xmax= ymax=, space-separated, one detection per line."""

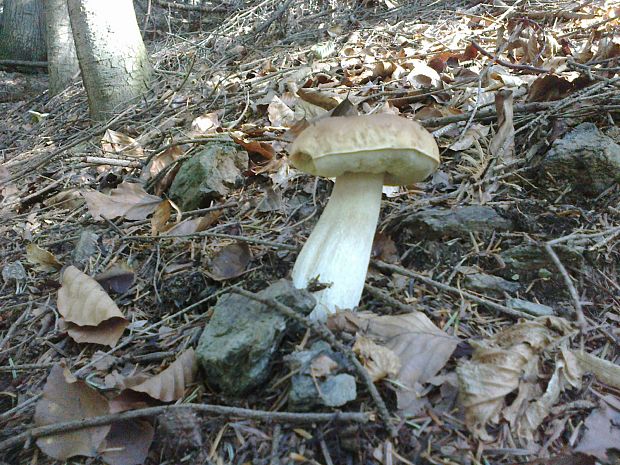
xmin=573 ymin=350 xmax=620 ymax=390
xmin=310 ymin=354 xmax=339 ymax=378
xmin=26 ymin=243 xmax=62 ymax=272
xmin=82 ymin=182 xmax=162 ymax=221
xmin=100 ymin=419 xmax=154 ymax=465
xmin=34 ymin=363 xmax=110 ymax=460
xmin=297 ymin=88 xmax=340 ymax=110
xmin=57 ymin=266 xmax=128 ymax=346
xmin=574 ymin=396 xmax=620 ymax=461
xmin=191 ymin=111 xmax=220 ymax=134
xmin=371 ymin=233 xmax=399 ymax=262
xmin=164 ymin=211 xmax=222 ymax=237
xmin=95 ymin=263 xmax=135 ymax=294
xmin=268 ymin=95 xmax=296 ymax=127
xmin=64 ymin=318 xmax=129 ymax=347
xmin=457 ymin=316 xmax=575 ymax=440
xmin=489 ymin=90 xmax=515 ymax=163
xmin=43 ymin=188 xmax=85 ymax=210
xmin=346 ymin=311 xmax=458 ymax=416
xmin=231 ymin=135 xmax=275 ymax=159
xmin=206 ymin=242 xmax=252 ymax=281
xmin=353 ymin=335 xmax=401 ymax=382
xmin=141 ymin=145 xmax=184 ymax=196
xmin=151 ymin=199 xmax=172 ymax=235
xmin=101 ymin=129 xmax=144 ymax=158
xmin=127 ymin=349 xmax=197 ymax=402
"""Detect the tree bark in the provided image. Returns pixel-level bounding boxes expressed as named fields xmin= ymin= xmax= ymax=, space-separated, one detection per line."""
xmin=0 ymin=0 xmax=47 ymax=62
xmin=67 ymin=0 xmax=152 ymax=121
xmin=43 ymin=0 xmax=80 ymax=95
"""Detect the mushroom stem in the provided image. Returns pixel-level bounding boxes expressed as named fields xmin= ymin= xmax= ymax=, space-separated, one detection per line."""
xmin=292 ymin=171 xmax=384 ymax=321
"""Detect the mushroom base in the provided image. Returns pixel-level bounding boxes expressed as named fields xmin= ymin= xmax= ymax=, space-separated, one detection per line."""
xmin=291 ymin=171 xmax=384 ymax=321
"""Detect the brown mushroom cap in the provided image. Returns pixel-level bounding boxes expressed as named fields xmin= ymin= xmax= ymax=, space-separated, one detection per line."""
xmin=289 ymin=113 xmax=440 ymax=186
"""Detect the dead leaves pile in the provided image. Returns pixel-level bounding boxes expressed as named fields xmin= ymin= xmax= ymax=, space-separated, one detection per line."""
xmin=34 ymin=349 xmax=196 ymax=463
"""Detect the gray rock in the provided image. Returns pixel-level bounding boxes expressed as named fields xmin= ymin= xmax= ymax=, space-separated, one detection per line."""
xmin=393 ymin=205 xmax=513 ymax=240
xmin=287 ymin=341 xmax=356 ymax=411
xmin=169 ymin=144 xmax=248 ymax=211
xmin=463 ymin=272 xmax=519 ymax=296
xmin=289 ymin=373 xmax=357 ymax=410
xmin=501 ymin=244 xmax=582 ymax=271
xmin=72 ymin=230 xmax=100 ymax=267
xmin=542 ymin=123 xmax=620 ymax=196
xmin=196 ymin=280 xmax=315 ymax=396
xmin=506 ymin=298 xmax=554 ymax=317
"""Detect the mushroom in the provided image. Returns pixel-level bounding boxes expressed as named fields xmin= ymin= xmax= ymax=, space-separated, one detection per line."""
xmin=289 ymin=113 xmax=440 ymax=321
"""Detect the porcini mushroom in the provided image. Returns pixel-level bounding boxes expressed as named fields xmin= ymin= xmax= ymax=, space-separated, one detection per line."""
xmin=289 ymin=113 xmax=440 ymax=321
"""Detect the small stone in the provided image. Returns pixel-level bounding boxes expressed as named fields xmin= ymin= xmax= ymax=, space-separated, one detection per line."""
xmin=542 ymin=123 xmax=620 ymax=196
xmin=463 ymin=272 xmax=520 ymax=296
xmin=501 ymin=244 xmax=582 ymax=272
xmin=196 ymin=280 xmax=315 ymax=396
xmin=391 ymin=205 xmax=513 ymax=240
xmin=2 ymin=261 xmax=26 ymax=283
xmin=72 ymin=230 xmax=100 ymax=267
xmin=506 ymin=298 xmax=554 ymax=317
xmin=169 ymin=143 xmax=248 ymax=211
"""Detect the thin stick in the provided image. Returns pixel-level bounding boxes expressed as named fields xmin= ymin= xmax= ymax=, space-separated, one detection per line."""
xmin=0 ymin=304 xmax=32 ymax=360
xmin=123 ymin=231 xmax=297 ymax=250
xmin=0 ymin=403 xmax=368 ymax=450
xmin=229 ymin=286 xmax=397 ymax=438
xmin=543 ymin=243 xmax=587 ymax=330
xmin=371 ymin=260 xmax=531 ymax=319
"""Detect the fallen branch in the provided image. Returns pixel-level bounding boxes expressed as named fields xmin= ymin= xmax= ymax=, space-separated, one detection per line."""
xmin=229 ymin=286 xmax=397 ymax=438
xmin=0 ymin=403 xmax=368 ymax=450
xmin=470 ymin=41 xmax=550 ymax=74
xmin=543 ymin=243 xmax=587 ymax=330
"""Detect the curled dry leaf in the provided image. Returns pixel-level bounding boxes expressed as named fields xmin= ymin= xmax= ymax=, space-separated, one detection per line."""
xmin=353 ymin=335 xmax=401 ymax=382
xmin=82 ymin=182 xmax=162 ymax=221
xmin=101 ymin=129 xmax=144 ymax=158
xmin=151 ymin=199 xmax=172 ymax=235
xmin=126 ymin=348 xmax=197 ymax=403
xmin=57 ymin=266 xmax=128 ymax=346
xmin=43 ymin=188 xmax=85 ymax=210
xmin=26 ymin=243 xmax=62 ymax=272
xmin=489 ymin=90 xmax=515 ymax=163
xmin=573 ymin=350 xmax=620 ymax=390
xmin=95 ymin=263 xmax=135 ymax=294
xmin=340 ymin=311 xmax=458 ymax=416
xmin=206 ymin=242 xmax=252 ymax=281
xmin=231 ymin=135 xmax=275 ymax=160
xmin=34 ymin=363 xmax=110 ymax=460
xmin=457 ymin=316 xmax=577 ymax=440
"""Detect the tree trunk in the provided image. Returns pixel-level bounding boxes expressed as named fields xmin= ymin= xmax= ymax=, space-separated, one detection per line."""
xmin=67 ymin=0 xmax=152 ymax=121
xmin=0 ymin=0 xmax=47 ymax=62
xmin=43 ymin=0 xmax=79 ymax=95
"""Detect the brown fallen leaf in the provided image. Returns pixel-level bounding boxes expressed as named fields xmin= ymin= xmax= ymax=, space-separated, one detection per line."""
xmin=231 ymin=135 xmax=275 ymax=160
xmin=190 ymin=111 xmax=221 ymax=134
xmin=82 ymin=182 xmax=162 ymax=221
xmin=43 ymin=188 xmax=85 ymax=210
xmin=94 ymin=263 xmax=135 ymax=294
xmin=573 ymin=350 xmax=620 ymax=390
xmin=34 ymin=363 xmax=110 ymax=460
xmin=574 ymin=396 xmax=620 ymax=461
xmin=26 ymin=243 xmax=62 ymax=272
xmin=268 ymin=95 xmax=296 ymax=127
xmin=371 ymin=233 xmax=399 ymax=263
xmin=126 ymin=349 xmax=197 ymax=403
xmin=310 ymin=354 xmax=339 ymax=378
xmin=101 ymin=129 xmax=144 ymax=158
xmin=164 ymin=211 xmax=222 ymax=237
xmin=100 ymin=419 xmax=154 ymax=465
xmin=57 ymin=266 xmax=128 ymax=346
xmin=151 ymin=199 xmax=172 ymax=235
xmin=297 ymin=88 xmax=340 ymax=110
xmin=206 ymin=242 xmax=252 ymax=281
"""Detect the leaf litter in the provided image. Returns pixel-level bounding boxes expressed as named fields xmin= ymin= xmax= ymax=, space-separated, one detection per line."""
xmin=1 ymin=0 xmax=619 ymax=464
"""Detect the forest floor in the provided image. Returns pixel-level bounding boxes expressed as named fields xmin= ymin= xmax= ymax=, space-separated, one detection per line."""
xmin=1 ymin=0 xmax=619 ymax=464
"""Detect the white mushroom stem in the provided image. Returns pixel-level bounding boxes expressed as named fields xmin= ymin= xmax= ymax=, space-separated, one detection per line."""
xmin=292 ymin=171 xmax=384 ymax=321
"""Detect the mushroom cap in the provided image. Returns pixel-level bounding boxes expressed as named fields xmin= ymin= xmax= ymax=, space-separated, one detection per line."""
xmin=289 ymin=113 xmax=440 ymax=186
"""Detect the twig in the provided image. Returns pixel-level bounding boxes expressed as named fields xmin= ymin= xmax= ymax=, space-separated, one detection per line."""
xmin=543 ymin=243 xmax=587 ymax=330
xmin=154 ymin=0 xmax=228 ymax=12
xmin=0 ymin=403 xmax=368 ymax=450
xmin=371 ymin=260 xmax=531 ymax=319
xmin=229 ymin=286 xmax=397 ymax=438
xmin=0 ymin=59 xmax=47 ymax=68
xmin=122 ymin=231 xmax=297 ymax=250
xmin=470 ymin=41 xmax=550 ymax=74
xmin=0 ymin=304 xmax=32 ymax=361
xmin=363 ymin=284 xmax=418 ymax=314
xmin=419 ymin=101 xmax=552 ymax=127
